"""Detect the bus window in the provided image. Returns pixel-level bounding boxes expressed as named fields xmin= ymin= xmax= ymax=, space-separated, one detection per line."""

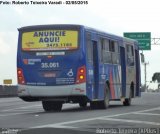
xmin=126 ymin=45 xmax=134 ymax=66
xmin=109 ymin=40 xmax=115 ymax=52
xmin=86 ymin=33 xmax=93 ymax=62
xmin=100 ymin=38 xmax=111 ymax=63
xmin=109 ymin=40 xmax=120 ymax=64
xmin=103 ymin=39 xmax=109 ymax=51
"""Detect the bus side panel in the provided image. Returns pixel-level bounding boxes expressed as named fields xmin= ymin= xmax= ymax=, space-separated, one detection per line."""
xmin=120 ymin=46 xmax=126 ymax=97
xmin=108 ymin=65 xmax=122 ymax=100
xmin=85 ymin=41 xmax=99 ymax=101
xmin=125 ymin=44 xmax=136 ymax=98
xmin=135 ymin=49 xmax=141 ymax=96
xmin=112 ymin=65 xmax=122 ymax=99
xmin=86 ymin=63 xmax=94 ymax=101
xmin=92 ymin=41 xmax=100 ymax=100
xmin=97 ymin=64 xmax=108 ymax=100
xmin=97 ymin=64 xmax=122 ymax=100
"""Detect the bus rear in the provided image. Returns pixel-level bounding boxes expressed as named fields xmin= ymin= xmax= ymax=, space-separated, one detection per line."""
xmin=17 ymin=25 xmax=88 ymax=111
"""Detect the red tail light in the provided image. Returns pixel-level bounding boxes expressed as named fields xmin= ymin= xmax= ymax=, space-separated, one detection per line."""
xmin=17 ymin=68 xmax=25 ymax=84
xmin=76 ymin=66 xmax=86 ymax=84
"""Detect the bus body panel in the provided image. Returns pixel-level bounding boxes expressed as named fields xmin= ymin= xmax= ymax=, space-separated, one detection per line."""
xmin=17 ymin=25 xmax=88 ymax=100
xmin=135 ymin=47 xmax=141 ymax=96
xmin=120 ymin=46 xmax=126 ymax=97
xmin=18 ymin=52 xmax=83 ymax=86
xmin=17 ymin=24 xmax=141 ymax=106
xmin=98 ymin=64 xmax=122 ymax=100
xmin=18 ymin=83 xmax=86 ymax=96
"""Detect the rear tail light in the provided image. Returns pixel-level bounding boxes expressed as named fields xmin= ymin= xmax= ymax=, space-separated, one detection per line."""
xmin=76 ymin=66 xmax=86 ymax=84
xmin=17 ymin=68 xmax=25 ymax=84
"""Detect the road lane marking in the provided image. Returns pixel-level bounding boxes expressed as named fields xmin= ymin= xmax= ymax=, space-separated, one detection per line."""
xmin=33 ymin=106 xmax=160 ymax=128
xmin=0 ymin=110 xmax=44 ymax=117
xmin=133 ymin=112 xmax=160 ymax=116
xmin=101 ymin=118 xmax=160 ymax=126
xmin=49 ymin=125 xmax=77 ymax=129
xmin=136 ymin=107 xmax=160 ymax=112
xmin=1 ymin=104 xmax=41 ymax=112
xmin=1 ymin=107 xmax=42 ymax=112
xmin=0 ymin=104 xmax=42 ymax=117
xmin=0 ymin=113 xmax=28 ymax=117
xmin=0 ymin=103 xmax=74 ymax=112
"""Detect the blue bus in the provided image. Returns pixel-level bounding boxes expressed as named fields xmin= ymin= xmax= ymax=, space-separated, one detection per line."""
xmin=17 ymin=24 xmax=141 ymax=111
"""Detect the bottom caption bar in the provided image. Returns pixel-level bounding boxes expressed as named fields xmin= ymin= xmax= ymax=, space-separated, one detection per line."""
xmin=96 ymin=128 xmax=159 ymax=134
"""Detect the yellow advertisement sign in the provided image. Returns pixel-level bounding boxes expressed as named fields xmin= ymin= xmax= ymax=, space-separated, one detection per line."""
xmin=22 ymin=30 xmax=78 ymax=51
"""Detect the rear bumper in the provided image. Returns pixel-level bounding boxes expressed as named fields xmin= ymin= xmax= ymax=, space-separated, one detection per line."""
xmin=18 ymin=83 xmax=86 ymax=97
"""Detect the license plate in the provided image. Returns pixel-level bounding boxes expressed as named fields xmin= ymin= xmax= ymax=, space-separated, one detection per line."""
xmin=43 ymin=72 xmax=56 ymax=78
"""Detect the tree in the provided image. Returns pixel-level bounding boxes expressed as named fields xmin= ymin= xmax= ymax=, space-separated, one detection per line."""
xmin=152 ymin=73 xmax=160 ymax=82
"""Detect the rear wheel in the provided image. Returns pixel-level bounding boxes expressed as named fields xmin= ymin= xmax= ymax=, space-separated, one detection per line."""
xmin=99 ymin=83 xmax=110 ymax=109
xmin=90 ymin=101 xmax=98 ymax=109
xmin=123 ymin=98 xmax=131 ymax=106
xmin=42 ymin=101 xmax=63 ymax=112
xmin=79 ymin=102 xmax=87 ymax=108
xmin=123 ymin=89 xmax=132 ymax=106
xmin=90 ymin=83 xmax=110 ymax=109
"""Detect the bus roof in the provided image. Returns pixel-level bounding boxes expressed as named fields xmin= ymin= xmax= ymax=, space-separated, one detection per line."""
xmin=18 ymin=24 xmax=83 ymax=31
xmin=18 ymin=24 xmax=139 ymax=49
xmin=83 ymin=25 xmax=139 ymax=49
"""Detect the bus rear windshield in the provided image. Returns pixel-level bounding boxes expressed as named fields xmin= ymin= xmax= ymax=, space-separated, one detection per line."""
xmin=21 ymin=30 xmax=78 ymax=51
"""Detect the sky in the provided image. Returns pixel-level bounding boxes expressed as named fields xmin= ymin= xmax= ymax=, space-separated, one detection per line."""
xmin=0 ymin=0 xmax=160 ymax=85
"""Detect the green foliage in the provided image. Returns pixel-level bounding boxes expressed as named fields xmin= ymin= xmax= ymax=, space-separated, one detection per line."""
xmin=152 ymin=73 xmax=160 ymax=82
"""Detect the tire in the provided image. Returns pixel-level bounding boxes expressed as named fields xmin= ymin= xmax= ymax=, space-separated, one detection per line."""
xmin=79 ymin=102 xmax=87 ymax=108
xmin=99 ymin=83 xmax=110 ymax=109
xmin=123 ymin=98 xmax=131 ymax=106
xmin=90 ymin=83 xmax=110 ymax=109
xmin=42 ymin=101 xmax=62 ymax=112
xmin=123 ymin=90 xmax=132 ymax=106
xmin=90 ymin=101 xmax=98 ymax=109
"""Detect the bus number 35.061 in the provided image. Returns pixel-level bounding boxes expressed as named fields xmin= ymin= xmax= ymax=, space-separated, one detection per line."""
xmin=41 ymin=62 xmax=59 ymax=69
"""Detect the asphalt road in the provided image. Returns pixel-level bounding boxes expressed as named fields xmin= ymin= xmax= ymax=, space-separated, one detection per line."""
xmin=0 ymin=92 xmax=160 ymax=134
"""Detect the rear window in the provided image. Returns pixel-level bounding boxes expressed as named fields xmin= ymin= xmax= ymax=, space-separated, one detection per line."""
xmin=22 ymin=30 xmax=78 ymax=51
